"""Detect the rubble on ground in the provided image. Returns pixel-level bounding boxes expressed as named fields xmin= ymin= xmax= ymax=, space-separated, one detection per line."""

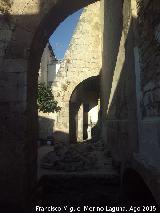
xmin=40 ymin=140 xmax=103 ymax=172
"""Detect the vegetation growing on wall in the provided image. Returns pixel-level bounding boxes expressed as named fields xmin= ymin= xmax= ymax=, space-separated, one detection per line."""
xmin=38 ymin=83 xmax=61 ymax=113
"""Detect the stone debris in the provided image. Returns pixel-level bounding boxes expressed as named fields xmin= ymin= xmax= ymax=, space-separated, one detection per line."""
xmin=40 ymin=141 xmax=97 ymax=172
xmin=40 ymin=140 xmax=118 ymax=175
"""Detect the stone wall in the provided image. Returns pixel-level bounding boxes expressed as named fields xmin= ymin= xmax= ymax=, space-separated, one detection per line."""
xmin=51 ymin=1 xmax=102 ymax=140
xmin=137 ymin=0 xmax=160 ymax=118
xmin=136 ymin=0 xmax=160 ymax=170
xmin=101 ymin=0 xmax=160 ymax=204
xmin=1 ymin=0 xmax=160 ymax=208
xmin=101 ymin=0 xmax=139 ymax=163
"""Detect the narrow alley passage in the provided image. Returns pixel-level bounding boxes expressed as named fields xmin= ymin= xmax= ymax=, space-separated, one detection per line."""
xmin=33 ymin=139 xmax=121 ymax=212
xmin=1 ymin=0 xmax=160 ymax=212
xmin=32 ymin=139 xmax=158 ymax=212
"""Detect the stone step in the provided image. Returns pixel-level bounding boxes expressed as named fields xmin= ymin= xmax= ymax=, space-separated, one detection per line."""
xmin=38 ymin=172 xmax=120 ymax=186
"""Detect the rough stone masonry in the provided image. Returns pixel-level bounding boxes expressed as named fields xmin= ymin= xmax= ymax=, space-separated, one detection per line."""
xmin=39 ymin=1 xmax=102 ymax=141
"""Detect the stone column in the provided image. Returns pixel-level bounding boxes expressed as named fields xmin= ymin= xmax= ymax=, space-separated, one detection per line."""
xmin=101 ymin=0 xmax=123 ymax=145
xmin=83 ymin=104 xmax=89 ymax=140
xmin=77 ymin=104 xmax=83 ymax=142
xmin=69 ymin=102 xmax=80 ymax=143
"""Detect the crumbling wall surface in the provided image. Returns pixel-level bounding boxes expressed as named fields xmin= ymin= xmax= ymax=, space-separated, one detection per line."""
xmin=51 ymin=1 xmax=102 ymax=137
xmin=133 ymin=0 xmax=160 ymax=168
xmin=138 ymin=0 xmax=160 ymax=119
xmin=132 ymin=0 xmax=160 ymax=202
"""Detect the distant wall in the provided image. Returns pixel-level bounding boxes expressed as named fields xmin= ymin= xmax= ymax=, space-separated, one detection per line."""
xmin=42 ymin=1 xmax=102 ymax=140
xmin=38 ymin=44 xmax=61 ymax=140
xmin=38 ymin=43 xmax=60 ymax=84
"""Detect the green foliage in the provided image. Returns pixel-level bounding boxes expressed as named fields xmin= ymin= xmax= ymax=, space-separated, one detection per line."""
xmin=37 ymin=83 xmax=61 ymax=113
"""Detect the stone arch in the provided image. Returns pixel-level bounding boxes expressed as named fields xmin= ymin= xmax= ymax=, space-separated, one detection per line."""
xmin=69 ymin=75 xmax=100 ymax=143
xmin=30 ymin=0 xmax=100 ymax=65
xmin=0 ymin=0 xmax=100 ymax=210
xmin=28 ymin=0 xmax=100 ymax=145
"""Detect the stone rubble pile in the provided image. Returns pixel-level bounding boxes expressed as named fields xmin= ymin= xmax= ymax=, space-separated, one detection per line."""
xmin=40 ymin=140 xmax=104 ymax=172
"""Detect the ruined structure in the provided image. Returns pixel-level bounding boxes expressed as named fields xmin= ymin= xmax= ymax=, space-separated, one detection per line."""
xmin=0 ymin=0 xmax=160 ymax=211
xmin=39 ymin=2 xmax=101 ymax=142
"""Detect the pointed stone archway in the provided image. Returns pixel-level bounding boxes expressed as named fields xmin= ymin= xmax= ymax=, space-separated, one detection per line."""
xmin=0 ymin=0 xmax=99 ymax=210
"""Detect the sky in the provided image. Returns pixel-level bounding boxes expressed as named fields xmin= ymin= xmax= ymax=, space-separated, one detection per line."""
xmin=49 ymin=9 xmax=83 ymax=60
